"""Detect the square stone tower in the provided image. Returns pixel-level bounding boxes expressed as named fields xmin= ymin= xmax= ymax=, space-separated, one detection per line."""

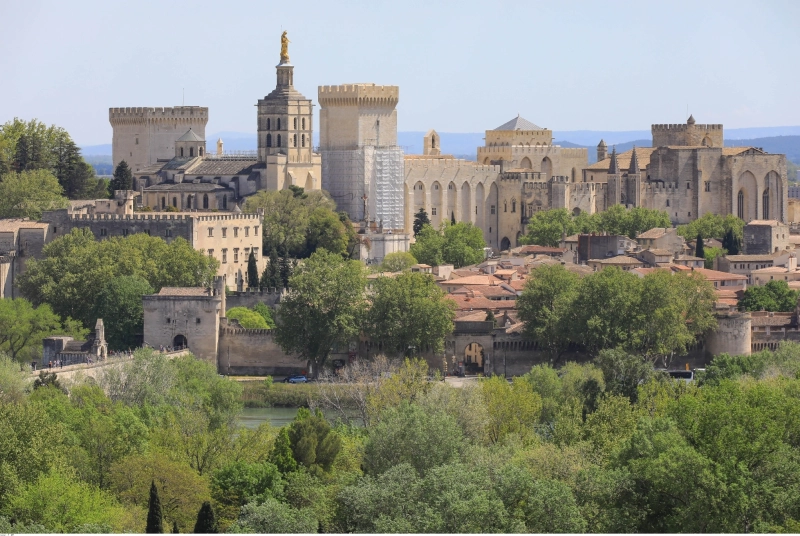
xmin=109 ymin=106 xmax=208 ymax=173
xmin=318 ymin=84 xmax=404 ymax=230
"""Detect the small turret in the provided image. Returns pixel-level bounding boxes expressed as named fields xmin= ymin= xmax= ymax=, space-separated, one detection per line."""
xmin=608 ymin=146 xmax=619 ymax=175
xmin=216 ymin=138 xmax=223 ymax=156
xmin=597 ymin=139 xmax=607 ymax=162
xmin=687 ymin=114 xmax=696 ymax=125
xmin=629 ymin=146 xmax=640 ymax=174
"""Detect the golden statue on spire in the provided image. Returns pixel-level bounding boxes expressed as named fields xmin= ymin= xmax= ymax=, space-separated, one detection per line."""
xmin=280 ymin=31 xmax=290 ymax=63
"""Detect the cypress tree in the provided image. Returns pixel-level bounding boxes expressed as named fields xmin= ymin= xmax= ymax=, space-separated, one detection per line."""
xmin=246 ymin=251 xmax=259 ymax=289
xmin=260 ymin=247 xmax=281 ymax=289
xmin=110 ymin=160 xmax=133 ymax=195
xmin=172 ymin=521 xmax=180 ymax=534
xmin=451 ymin=211 xmax=456 ymax=225
xmin=146 ymin=480 xmax=164 ymax=534
xmin=695 ymin=234 xmax=705 ymax=260
xmin=413 ymin=208 xmax=431 ymax=236
xmin=279 ymin=256 xmax=292 ymax=289
xmin=269 ymin=427 xmax=298 ymax=473
xmin=193 ymin=501 xmax=218 ymax=534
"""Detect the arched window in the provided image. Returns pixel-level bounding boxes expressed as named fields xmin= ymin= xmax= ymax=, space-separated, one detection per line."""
xmin=302 ymin=118 xmax=305 ymax=130
xmin=189 ymin=147 xmax=194 ymax=157
xmin=172 ymin=197 xmax=177 ymax=208
xmin=266 ymin=118 xmax=271 ymax=130
xmin=763 ymin=188 xmax=770 ymax=219
xmin=277 ymin=134 xmax=282 ymax=147
xmin=223 ymin=196 xmax=228 ymax=210
xmin=187 ymin=196 xmax=192 ymax=209
xmin=293 ymin=134 xmax=297 ymax=147
xmin=301 ymin=134 xmax=305 ymax=147
xmin=266 ymin=133 xmax=272 ymax=147
xmin=277 ymin=118 xmax=281 ymax=130
xmin=738 ymin=190 xmax=744 ymax=219
xmin=203 ymin=194 xmax=209 ymax=209
xmin=293 ymin=118 xmax=297 ymax=129
xmin=432 ymin=137 xmax=436 ymax=149
xmin=666 ymin=199 xmax=670 ymax=207
xmin=199 ymin=147 xmax=203 ymax=156
xmin=511 ymin=199 xmax=516 ymax=213
xmin=161 ymin=197 xmax=166 ymax=209
xmin=180 ymin=147 xmax=184 ymax=157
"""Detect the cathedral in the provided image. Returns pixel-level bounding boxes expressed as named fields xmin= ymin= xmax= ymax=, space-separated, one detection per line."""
xmin=111 ymin=34 xmax=789 ymax=259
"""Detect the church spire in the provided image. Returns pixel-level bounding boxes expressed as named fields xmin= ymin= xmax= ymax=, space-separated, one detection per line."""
xmin=608 ymin=146 xmax=619 ymax=174
xmin=629 ymin=146 xmax=640 ymax=174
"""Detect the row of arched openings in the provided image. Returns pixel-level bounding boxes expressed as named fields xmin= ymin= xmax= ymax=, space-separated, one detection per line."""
xmin=179 ymin=147 xmax=203 ymax=157
xmin=160 ymin=194 xmax=224 ymax=210
xmin=266 ymin=134 xmax=306 ymax=148
xmin=264 ymin=117 xmax=306 ymax=131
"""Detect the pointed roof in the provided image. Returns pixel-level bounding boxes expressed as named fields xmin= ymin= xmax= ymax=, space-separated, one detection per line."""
xmin=687 ymin=114 xmax=696 ymax=125
xmin=629 ymin=146 xmax=640 ymax=174
xmin=608 ymin=146 xmax=620 ymax=174
xmin=597 ymin=139 xmax=607 ymax=148
xmin=494 ymin=115 xmax=542 ymax=131
xmin=177 ymin=128 xmax=204 ymax=142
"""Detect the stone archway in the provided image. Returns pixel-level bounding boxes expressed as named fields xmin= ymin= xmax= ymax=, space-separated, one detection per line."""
xmin=464 ymin=342 xmax=485 ymax=374
xmin=737 ymin=171 xmax=758 ymax=222
xmin=500 ymin=237 xmax=511 ymax=251
xmin=541 ymin=157 xmax=553 ymax=180
xmin=173 ymin=334 xmax=187 ymax=350
xmin=461 ymin=182 xmax=472 ymax=223
xmin=520 ymin=157 xmax=532 ymax=169
xmin=431 ymin=181 xmax=443 ymax=228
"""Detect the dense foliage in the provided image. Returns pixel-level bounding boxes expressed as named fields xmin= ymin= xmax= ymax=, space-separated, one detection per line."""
xmin=517 ymin=264 xmax=717 ymax=363
xmin=0 ymin=298 xmax=86 ymax=361
xmin=0 ymin=118 xmax=107 ymax=200
xmin=0 ymin=169 xmax=70 ymax=220
xmin=18 ymin=229 xmax=219 ymax=328
xmin=520 ymin=205 xmax=672 ymax=246
xmin=5 ymin=345 xmax=800 ymax=532
xmin=410 ymin=222 xmax=486 ymax=267
xmin=677 ymin=212 xmax=745 ymax=241
xmin=740 ymin=279 xmax=800 ymax=312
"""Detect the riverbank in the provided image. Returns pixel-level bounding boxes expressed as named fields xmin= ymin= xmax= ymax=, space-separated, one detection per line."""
xmin=239 ymin=379 xmax=319 ymax=408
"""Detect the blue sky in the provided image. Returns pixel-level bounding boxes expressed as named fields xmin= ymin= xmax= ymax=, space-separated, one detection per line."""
xmin=1 ymin=0 xmax=798 ymax=145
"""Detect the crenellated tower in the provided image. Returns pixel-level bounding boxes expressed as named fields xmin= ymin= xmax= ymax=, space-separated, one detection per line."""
xmin=109 ymin=106 xmax=208 ymax=173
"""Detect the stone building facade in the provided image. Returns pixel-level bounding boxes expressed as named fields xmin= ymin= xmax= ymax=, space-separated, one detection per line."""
xmin=109 ymin=106 xmax=208 ymax=173
xmin=406 ymin=115 xmax=788 ymax=252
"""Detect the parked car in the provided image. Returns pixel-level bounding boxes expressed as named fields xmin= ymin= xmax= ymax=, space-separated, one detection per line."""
xmin=284 ymin=375 xmax=308 ymax=384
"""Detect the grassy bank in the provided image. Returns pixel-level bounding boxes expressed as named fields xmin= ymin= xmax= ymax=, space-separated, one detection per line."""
xmin=240 ymin=380 xmax=320 ymax=408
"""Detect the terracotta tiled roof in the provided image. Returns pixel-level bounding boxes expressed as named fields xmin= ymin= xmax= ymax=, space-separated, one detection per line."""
xmin=469 ymin=285 xmax=516 ymax=298
xmin=637 ymin=227 xmax=670 ymax=239
xmin=750 ymin=312 xmax=794 ymax=327
xmin=594 ymin=256 xmax=644 ymax=265
xmin=693 ymin=268 xmax=747 ymax=281
xmin=751 ymin=266 xmax=794 ymax=274
xmin=724 ymin=254 xmax=777 ymax=262
xmin=444 ymin=275 xmax=502 ymax=286
xmin=157 ymin=287 xmax=209 ymax=296
xmin=447 ymin=295 xmax=516 ymax=311
xmin=645 ymin=248 xmax=673 ymax=256
xmin=745 ymin=220 xmax=782 ymax=226
xmin=0 ymin=219 xmax=50 ymax=231
xmin=722 ymin=147 xmax=764 ymax=156
xmin=675 ymin=255 xmax=704 ymax=261
xmin=451 ymin=269 xmax=479 ymax=278
xmin=509 ymin=280 xmax=526 ymax=291
xmin=518 ymin=245 xmax=565 ymax=255
xmin=563 ymin=234 xmax=579 ymax=242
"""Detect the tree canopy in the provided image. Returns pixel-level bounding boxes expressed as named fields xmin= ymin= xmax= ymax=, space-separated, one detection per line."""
xmin=274 ymin=250 xmax=367 ymax=376
xmin=520 ymin=206 xmax=672 ymax=246
xmin=410 ymin=222 xmax=486 ymax=268
xmin=0 ymin=169 xmax=69 ymax=220
xmin=365 ymin=272 xmax=456 ymax=356
xmin=18 ymin=229 xmax=218 ymax=327
xmin=0 ymin=298 xmax=86 ymax=361
xmin=740 ymin=280 xmax=799 ymax=312
xmin=677 ymin=212 xmax=744 ymax=241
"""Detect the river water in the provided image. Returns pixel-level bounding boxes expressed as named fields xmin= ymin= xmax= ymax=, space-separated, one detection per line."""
xmin=238 ymin=407 xmax=299 ymax=429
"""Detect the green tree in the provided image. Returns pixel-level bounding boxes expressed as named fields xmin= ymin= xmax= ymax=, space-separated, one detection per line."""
xmin=18 ymin=230 xmax=218 ymax=327
xmin=54 ymin=137 xmax=97 ymax=199
xmin=594 ymin=348 xmax=654 ymax=402
xmin=231 ymin=498 xmax=318 ymax=534
xmin=193 ymin=502 xmax=217 ymax=534
xmin=279 ymin=256 xmax=293 ymax=288
xmin=520 ymin=208 xmax=576 ymax=247
xmin=260 ymin=247 xmax=281 ymax=289
xmin=0 ymin=118 xmax=69 ymax=175
xmin=409 ymin=224 xmax=444 ymax=266
xmin=93 ymin=275 xmax=153 ymax=350
xmin=413 ymin=207 xmax=431 ymax=237
xmin=677 ymin=212 xmax=744 ymax=241
xmin=451 ymin=210 xmax=456 ymax=225
xmin=173 ymin=521 xmax=179 ymax=533
xmin=109 ymin=452 xmax=211 ymax=532
xmin=703 ymin=245 xmax=727 ymax=269
xmin=243 ymin=189 xmax=336 ymax=257
xmin=740 ymin=280 xmax=800 ymax=312
xmin=0 ymin=169 xmax=69 ymax=219
xmin=0 ymin=353 xmax=27 ymax=404
xmin=210 ymin=461 xmax=283 ymax=523
xmin=226 ymin=307 xmax=269 ymax=329
xmin=110 ymin=160 xmax=133 ymax=194
xmin=246 ymin=251 xmax=259 ymax=289
xmin=147 ymin=480 xmax=164 ymax=533
xmin=274 ymin=250 xmax=366 ymax=377
xmin=480 ymin=376 xmax=542 ymax=444
xmin=380 ymin=251 xmax=417 ymax=272
xmin=722 ymin=227 xmax=742 ymax=254
xmin=363 ymin=402 xmax=464 ymax=476
xmin=442 ymin=221 xmax=486 ymax=267
xmin=286 ymin=408 xmax=342 ymax=474
xmin=365 ymin=272 xmax=456 ymax=356
xmin=305 ymin=206 xmax=349 ymax=257
xmin=695 ymin=234 xmax=705 ymax=259
xmin=517 ymin=264 xmax=580 ymax=362
xmin=252 ymin=303 xmax=276 ymax=328
xmin=269 ymin=427 xmax=298 ymax=474
xmin=0 ymin=298 xmax=85 ymax=361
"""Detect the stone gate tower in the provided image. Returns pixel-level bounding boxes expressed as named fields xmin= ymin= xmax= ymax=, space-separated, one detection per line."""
xmin=109 ymin=106 xmax=208 ymax=173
